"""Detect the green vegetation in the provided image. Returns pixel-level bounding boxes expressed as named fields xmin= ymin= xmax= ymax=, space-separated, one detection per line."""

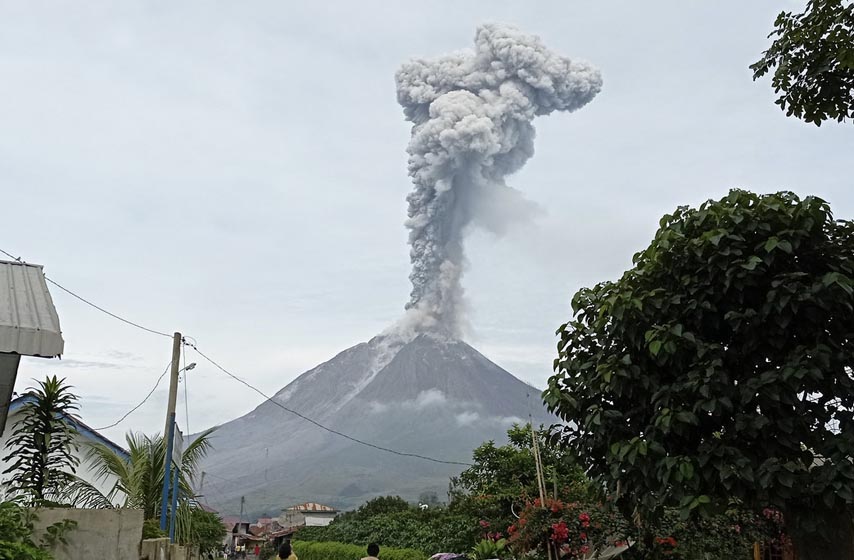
xmin=292 ymin=540 xmax=426 ymax=560
xmin=545 ymin=190 xmax=854 ymax=559
xmin=752 ymin=0 xmax=854 ymax=125
xmin=86 ymin=428 xmax=222 ymax=548
xmin=0 ymin=500 xmax=76 ymax=560
xmin=2 ymin=377 xmax=83 ymax=507
xmin=296 ymin=497 xmax=474 ymax=554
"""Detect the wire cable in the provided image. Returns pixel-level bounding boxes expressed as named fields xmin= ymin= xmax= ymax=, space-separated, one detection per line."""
xmin=0 ymin=247 xmax=172 ymax=338
xmin=183 ymin=340 xmax=473 ymax=467
xmin=94 ymin=360 xmax=173 ymax=430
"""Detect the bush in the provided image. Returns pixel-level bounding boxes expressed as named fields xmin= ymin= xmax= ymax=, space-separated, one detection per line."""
xmin=292 ymin=541 xmax=426 ymax=560
xmin=0 ymin=541 xmax=52 ymax=560
xmin=294 ymin=508 xmax=474 ymax=554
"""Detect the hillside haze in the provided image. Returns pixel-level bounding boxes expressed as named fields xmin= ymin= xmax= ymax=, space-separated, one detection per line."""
xmin=199 ymin=333 xmax=553 ymax=516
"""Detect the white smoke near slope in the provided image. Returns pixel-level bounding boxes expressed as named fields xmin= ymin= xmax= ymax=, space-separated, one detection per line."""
xmin=395 ymin=24 xmax=602 ymax=337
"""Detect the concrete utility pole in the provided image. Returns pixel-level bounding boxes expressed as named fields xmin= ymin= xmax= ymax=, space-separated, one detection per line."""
xmin=159 ymin=332 xmax=182 ymax=532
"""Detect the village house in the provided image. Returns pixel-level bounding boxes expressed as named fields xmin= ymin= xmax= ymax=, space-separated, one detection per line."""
xmin=280 ymin=502 xmax=339 ymax=527
xmin=0 ymin=394 xmax=128 ymax=504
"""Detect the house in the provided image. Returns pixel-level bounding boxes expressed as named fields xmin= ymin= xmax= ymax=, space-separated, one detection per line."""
xmin=0 ymin=394 xmax=128 ymax=504
xmin=281 ymin=502 xmax=338 ymax=527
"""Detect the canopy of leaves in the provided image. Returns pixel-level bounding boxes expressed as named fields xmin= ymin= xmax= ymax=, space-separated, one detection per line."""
xmin=296 ymin=499 xmax=475 ymax=555
xmin=544 ymin=191 xmax=854 ymax=529
xmin=751 ymin=0 xmax=854 ymax=125
xmin=449 ymin=424 xmax=590 ymax=536
xmin=2 ymin=376 xmax=81 ymax=507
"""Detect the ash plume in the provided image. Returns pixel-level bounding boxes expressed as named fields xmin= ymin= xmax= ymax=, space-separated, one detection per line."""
xmin=395 ymin=24 xmax=602 ymax=338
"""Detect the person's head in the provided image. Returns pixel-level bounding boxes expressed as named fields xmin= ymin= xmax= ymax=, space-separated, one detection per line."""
xmin=278 ymin=541 xmax=292 ymax=559
xmin=367 ymin=543 xmax=380 ymax=557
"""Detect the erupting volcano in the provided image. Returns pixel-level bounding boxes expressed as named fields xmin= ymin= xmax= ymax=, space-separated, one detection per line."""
xmin=199 ymin=24 xmax=601 ymax=515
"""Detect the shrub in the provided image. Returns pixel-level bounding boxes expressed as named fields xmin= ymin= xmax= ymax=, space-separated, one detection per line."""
xmin=292 ymin=540 xmax=426 ymax=560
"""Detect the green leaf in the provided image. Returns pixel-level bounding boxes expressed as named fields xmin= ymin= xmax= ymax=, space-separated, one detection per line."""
xmin=649 ymin=340 xmax=663 ymax=356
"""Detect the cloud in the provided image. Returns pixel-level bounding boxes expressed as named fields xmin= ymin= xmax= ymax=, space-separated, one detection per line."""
xmin=455 ymin=411 xmax=480 ymax=426
xmin=414 ymin=389 xmax=448 ymax=409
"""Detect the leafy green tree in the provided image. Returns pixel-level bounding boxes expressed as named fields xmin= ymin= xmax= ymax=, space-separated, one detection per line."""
xmin=449 ymin=424 xmax=590 ymax=535
xmin=2 ymin=377 xmax=81 ymax=506
xmin=751 ymin=0 xmax=854 ymax=125
xmin=544 ymin=190 xmax=854 ymax=560
xmin=176 ymin=504 xmax=226 ymax=555
xmin=86 ymin=428 xmax=216 ymax=544
xmin=351 ymin=495 xmax=411 ymax=518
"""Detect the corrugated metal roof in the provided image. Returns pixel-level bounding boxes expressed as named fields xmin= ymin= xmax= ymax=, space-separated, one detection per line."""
xmin=0 ymin=260 xmax=64 ymax=357
xmin=288 ymin=502 xmax=338 ymax=512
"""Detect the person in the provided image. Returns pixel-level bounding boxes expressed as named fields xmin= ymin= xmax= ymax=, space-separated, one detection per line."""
xmin=254 ymin=544 xmax=260 ymax=557
xmin=362 ymin=543 xmax=380 ymax=560
xmin=278 ymin=541 xmax=298 ymax=560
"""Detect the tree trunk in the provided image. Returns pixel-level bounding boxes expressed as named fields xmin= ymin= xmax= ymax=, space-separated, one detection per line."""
xmin=787 ymin=506 xmax=854 ymax=560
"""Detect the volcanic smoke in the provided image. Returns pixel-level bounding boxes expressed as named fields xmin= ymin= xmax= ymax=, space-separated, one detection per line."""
xmin=394 ymin=24 xmax=602 ymax=338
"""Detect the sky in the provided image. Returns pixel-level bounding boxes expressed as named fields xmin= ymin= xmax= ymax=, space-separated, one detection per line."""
xmin=2 ymin=1 xmax=852 ymax=445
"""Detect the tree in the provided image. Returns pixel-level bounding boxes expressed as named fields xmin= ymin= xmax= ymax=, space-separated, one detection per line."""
xmin=2 ymin=376 xmax=81 ymax=506
xmin=751 ymin=0 xmax=854 ymax=126
xmin=450 ymin=424 xmax=590 ymax=532
xmin=86 ymin=428 xmax=216 ymax=544
xmin=544 ymin=190 xmax=854 ymax=560
xmin=176 ymin=504 xmax=226 ymax=555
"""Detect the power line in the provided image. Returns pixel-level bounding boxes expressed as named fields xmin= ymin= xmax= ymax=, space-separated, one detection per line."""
xmin=184 ymin=340 xmax=473 ymax=467
xmin=0 ymin=247 xmax=172 ymax=338
xmin=94 ymin=360 xmax=173 ymax=430
xmin=0 ymin=246 xmax=474 ymax=467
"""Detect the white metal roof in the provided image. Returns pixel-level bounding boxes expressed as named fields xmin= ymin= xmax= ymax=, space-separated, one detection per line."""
xmin=0 ymin=260 xmax=64 ymax=357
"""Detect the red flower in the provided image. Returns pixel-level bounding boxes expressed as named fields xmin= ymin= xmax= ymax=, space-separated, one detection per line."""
xmin=579 ymin=532 xmax=587 ymax=541
xmin=550 ymin=521 xmax=569 ymax=543
xmin=479 ymin=520 xmax=490 ymax=528
xmin=507 ymin=524 xmax=517 ymax=535
xmin=580 ymin=545 xmax=590 ymax=554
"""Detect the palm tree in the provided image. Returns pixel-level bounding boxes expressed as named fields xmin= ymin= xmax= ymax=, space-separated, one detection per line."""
xmin=85 ymin=428 xmax=216 ymax=541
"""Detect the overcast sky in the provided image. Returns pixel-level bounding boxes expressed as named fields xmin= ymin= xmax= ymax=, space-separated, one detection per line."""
xmin=3 ymin=1 xmax=852 ymax=444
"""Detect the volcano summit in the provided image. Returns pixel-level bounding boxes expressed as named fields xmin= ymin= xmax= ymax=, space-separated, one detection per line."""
xmin=199 ymin=333 xmax=553 ymax=514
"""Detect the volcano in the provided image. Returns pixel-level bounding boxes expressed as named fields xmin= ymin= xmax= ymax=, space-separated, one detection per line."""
xmin=198 ymin=333 xmax=553 ymax=516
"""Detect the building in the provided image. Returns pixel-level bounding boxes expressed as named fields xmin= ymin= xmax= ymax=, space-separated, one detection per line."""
xmin=281 ymin=502 xmax=338 ymax=527
xmin=0 ymin=394 xmax=128 ymax=504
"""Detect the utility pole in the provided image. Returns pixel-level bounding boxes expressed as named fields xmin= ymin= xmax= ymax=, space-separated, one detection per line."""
xmin=159 ymin=332 xmax=182 ymax=532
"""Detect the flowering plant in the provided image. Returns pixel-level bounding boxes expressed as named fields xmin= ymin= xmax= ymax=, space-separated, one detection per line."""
xmin=507 ymin=497 xmax=629 ymax=559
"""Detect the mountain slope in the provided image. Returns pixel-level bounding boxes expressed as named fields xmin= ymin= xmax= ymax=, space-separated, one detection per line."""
xmin=198 ymin=333 xmax=553 ymax=516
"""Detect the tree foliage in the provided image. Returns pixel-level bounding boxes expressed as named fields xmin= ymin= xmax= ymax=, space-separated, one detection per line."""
xmin=296 ymin=499 xmax=474 ymax=555
xmin=449 ymin=424 xmax=590 ymax=540
xmin=2 ymin=377 xmax=81 ymax=506
xmin=544 ymin=190 xmax=854 ymax=559
xmin=86 ymin=428 xmax=216 ymax=546
xmin=0 ymin=500 xmax=77 ymax=560
xmin=751 ymin=0 xmax=854 ymax=125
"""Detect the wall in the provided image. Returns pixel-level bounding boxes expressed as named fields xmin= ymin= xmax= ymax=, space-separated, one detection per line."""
xmin=303 ymin=512 xmax=336 ymax=527
xmin=31 ymin=508 xmax=143 ymax=560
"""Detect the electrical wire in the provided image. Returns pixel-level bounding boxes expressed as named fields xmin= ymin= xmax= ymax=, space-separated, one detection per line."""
xmin=0 ymin=247 xmax=172 ymax=338
xmin=94 ymin=360 xmax=173 ymax=430
xmin=0 ymin=246 xmax=474 ymax=467
xmin=184 ymin=340 xmax=473 ymax=467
